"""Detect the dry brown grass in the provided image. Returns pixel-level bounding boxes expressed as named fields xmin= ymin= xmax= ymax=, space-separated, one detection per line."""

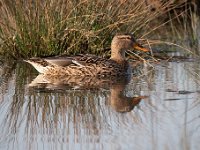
xmin=0 ymin=0 xmax=197 ymax=59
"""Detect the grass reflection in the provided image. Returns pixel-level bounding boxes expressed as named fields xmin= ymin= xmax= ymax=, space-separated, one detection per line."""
xmin=0 ymin=61 xmax=146 ymax=149
xmin=1 ymin=59 xmax=200 ymax=149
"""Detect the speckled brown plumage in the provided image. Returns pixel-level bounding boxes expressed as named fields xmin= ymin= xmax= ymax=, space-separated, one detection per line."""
xmin=25 ymin=34 xmax=149 ymax=77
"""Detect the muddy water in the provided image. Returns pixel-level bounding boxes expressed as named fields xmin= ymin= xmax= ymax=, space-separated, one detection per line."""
xmin=0 ymin=59 xmax=200 ymax=150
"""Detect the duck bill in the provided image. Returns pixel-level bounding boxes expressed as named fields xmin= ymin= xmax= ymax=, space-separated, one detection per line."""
xmin=133 ymin=43 xmax=149 ymax=52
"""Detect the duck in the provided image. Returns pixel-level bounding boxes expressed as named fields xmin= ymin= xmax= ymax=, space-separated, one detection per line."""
xmin=25 ymin=34 xmax=149 ymax=77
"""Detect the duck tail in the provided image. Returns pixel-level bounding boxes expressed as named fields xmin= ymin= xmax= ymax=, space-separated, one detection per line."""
xmin=24 ymin=59 xmax=47 ymax=74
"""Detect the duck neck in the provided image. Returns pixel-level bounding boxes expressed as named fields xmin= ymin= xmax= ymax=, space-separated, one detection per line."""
xmin=110 ymin=48 xmax=126 ymax=63
xmin=110 ymin=84 xmax=125 ymax=99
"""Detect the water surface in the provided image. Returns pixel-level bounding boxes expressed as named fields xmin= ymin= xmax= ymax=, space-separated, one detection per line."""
xmin=0 ymin=59 xmax=200 ymax=150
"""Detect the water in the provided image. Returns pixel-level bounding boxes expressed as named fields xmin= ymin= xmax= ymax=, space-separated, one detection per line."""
xmin=0 ymin=59 xmax=200 ymax=150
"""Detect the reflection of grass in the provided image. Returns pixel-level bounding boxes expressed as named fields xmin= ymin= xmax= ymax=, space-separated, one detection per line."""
xmin=0 ymin=89 xmax=110 ymax=148
xmin=3 ymin=87 xmax=110 ymax=141
xmin=0 ymin=61 xmax=109 ymax=139
xmin=0 ymin=61 xmax=145 ymax=146
xmin=0 ymin=60 xmax=16 ymax=101
xmin=0 ymin=0 xmax=197 ymax=59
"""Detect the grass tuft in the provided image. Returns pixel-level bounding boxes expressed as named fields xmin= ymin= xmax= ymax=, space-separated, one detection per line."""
xmin=0 ymin=0 xmax=198 ymax=59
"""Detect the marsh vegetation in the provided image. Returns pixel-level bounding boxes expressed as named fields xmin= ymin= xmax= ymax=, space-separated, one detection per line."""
xmin=0 ymin=0 xmax=199 ymax=59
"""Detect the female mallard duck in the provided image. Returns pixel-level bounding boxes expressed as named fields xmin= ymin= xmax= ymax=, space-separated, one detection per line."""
xmin=25 ymin=34 xmax=149 ymax=76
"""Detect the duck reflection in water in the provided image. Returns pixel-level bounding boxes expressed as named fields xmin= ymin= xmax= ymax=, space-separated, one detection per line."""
xmin=108 ymin=82 xmax=147 ymax=113
xmin=29 ymin=72 xmax=147 ymax=113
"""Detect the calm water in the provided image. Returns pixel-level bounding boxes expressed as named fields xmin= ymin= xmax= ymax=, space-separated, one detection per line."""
xmin=0 ymin=59 xmax=200 ymax=150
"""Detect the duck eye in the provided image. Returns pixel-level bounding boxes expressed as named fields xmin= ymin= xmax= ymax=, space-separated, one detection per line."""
xmin=118 ymin=37 xmax=131 ymax=40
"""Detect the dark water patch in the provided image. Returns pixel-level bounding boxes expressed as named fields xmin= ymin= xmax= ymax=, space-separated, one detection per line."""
xmin=164 ymin=98 xmax=182 ymax=101
xmin=164 ymin=98 xmax=195 ymax=101
xmin=166 ymin=89 xmax=195 ymax=94
xmin=178 ymin=90 xmax=195 ymax=94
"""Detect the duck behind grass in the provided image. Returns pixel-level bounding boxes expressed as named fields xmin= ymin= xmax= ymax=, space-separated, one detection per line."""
xmin=25 ymin=34 xmax=149 ymax=77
